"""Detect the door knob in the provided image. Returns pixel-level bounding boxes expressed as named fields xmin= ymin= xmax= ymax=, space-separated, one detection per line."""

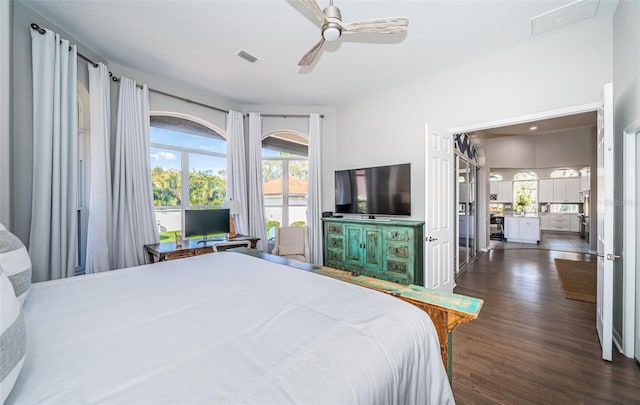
xmin=425 ymin=236 xmax=438 ymax=242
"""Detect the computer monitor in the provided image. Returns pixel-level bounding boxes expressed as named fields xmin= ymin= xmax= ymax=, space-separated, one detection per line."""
xmin=184 ymin=209 xmax=230 ymax=243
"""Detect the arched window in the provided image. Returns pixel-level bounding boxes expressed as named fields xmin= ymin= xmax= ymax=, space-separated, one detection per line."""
xmin=513 ymin=171 xmax=538 ymax=213
xmin=514 ymin=171 xmax=538 ymax=181
xmin=149 ymin=114 xmax=226 ymax=240
xmin=489 ymin=173 xmax=503 ymax=181
xmin=550 ymin=168 xmax=579 ymax=178
xmin=262 ymin=131 xmax=308 ymax=239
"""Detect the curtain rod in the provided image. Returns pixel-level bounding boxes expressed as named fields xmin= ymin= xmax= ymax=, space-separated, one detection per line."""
xmin=30 ymin=22 xmax=230 ymax=115
xmin=261 ymin=114 xmax=325 ymax=119
xmin=30 ymin=23 xmax=324 ymax=119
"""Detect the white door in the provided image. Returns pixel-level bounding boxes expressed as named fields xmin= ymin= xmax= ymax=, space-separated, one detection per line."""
xmin=596 ymin=83 xmax=615 ymax=361
xmin=424 ymin=123 xmax=454 ymax=292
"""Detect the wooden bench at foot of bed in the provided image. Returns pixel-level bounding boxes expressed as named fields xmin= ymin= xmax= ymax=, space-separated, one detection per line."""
xmin=231 ymin=248 xmax=483 ymax=380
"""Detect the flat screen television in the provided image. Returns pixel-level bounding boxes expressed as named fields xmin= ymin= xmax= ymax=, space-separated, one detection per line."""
xmin=334 ymin=163 xmax=411 ymax=216
xmin=184 ymin=209 xmax=230 ymax=242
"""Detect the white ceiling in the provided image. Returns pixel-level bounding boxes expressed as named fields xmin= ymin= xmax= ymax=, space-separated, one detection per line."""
xmin=20 ymin=0 xmax=618 ymax=106
xmin=472 ymin=111 xmax=597 ymax=139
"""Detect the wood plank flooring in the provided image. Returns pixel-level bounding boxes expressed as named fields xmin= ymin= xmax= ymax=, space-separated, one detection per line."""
xmin=451 ymin=249 xmax=639 ymax=404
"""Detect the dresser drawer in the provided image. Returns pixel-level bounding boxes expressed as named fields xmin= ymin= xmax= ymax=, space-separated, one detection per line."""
xmin=386 ymin=229 xmax=411 ymax=242
xmin=386 ymin=243 xmax=409 ymax=259
xmin=325 ymin=223 xmax=344 ymax=235
xmin=165 ymin=250 xmax=195 ymax=260
xmin=387 ymin=260 xmax=409 ymax=275
xmin=326 ymin=236 xmax=344 ymax=250
xmin=325 ymin=249 xmax=344 ymax=262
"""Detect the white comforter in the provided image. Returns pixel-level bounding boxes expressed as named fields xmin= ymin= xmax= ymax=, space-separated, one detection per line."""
xmin=8 ymin=252 xmax=453 ymax=404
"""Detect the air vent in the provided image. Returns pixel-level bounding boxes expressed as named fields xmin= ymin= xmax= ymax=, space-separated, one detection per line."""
xmin=531 ymin=0 xmax=599 ymax=37
xmin=237 ymin=50 xmax=258 ymax=63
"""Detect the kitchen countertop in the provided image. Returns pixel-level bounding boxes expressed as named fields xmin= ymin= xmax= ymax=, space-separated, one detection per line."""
xmin=492 ymin=213 xmax=539 ymax=218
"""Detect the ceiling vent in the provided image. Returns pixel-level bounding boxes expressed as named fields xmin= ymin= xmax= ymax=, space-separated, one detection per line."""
xmin=237 ymin=50 xmax=258 ymax=63
xmin=531 ymin=0 xmax=599 ymax=37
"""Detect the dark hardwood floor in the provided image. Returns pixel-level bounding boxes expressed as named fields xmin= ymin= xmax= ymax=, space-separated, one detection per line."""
xmin=451 ymin=249 xmax=640 ymax=404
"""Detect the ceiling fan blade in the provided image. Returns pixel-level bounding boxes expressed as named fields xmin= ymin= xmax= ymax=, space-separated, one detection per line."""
xmin=298 ymin=37 xmax=326 ymax=66
xmin=341 ymin=17 xmax=409 ymax=34
xmin=300 ymin=0 xmax=327 ymax=24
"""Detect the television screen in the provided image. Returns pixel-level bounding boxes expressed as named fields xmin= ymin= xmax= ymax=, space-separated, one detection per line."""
xmin=334 ymin=163 xmax=411 ymax=216
xmin=184 ymin=209 xmax=230 ymax=239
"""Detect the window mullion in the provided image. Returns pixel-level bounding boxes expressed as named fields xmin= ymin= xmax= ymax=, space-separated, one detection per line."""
xmin=283 ymin=161 xmax=289 ymax=226
xmin=181 ymin=151 xmax=189 ymax=234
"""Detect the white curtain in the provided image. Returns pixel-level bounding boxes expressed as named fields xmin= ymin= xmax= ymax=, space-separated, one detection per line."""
xmin=225 ymin=110 xmax=248 ymax=235
xmin=248 ymin=112 xmax=268 ymax=251
xmin=307 ymin=113 xmax=323 ymax=264
xmin=112 ymin=77 xmax=159 ymax=269
xmin=85 ymin=62 xmax=113 ymax=273
xmin=29 ymin=29 xmax=78 ymax=282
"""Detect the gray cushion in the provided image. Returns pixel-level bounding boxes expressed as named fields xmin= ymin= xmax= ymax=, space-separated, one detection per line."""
xmin=0 ymin=263 xmax=26 ymax=403
xmin=0 ymin=223 xmax=32 ymax=305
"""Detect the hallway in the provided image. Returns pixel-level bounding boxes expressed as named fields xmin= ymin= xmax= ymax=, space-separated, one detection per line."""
xmin=451 ymin=249 xmax=639 ymax=404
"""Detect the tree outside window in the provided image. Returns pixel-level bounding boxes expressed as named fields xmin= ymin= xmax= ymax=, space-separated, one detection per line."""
xmin=513 ymin=171 xmax=538 ymax=214
xmin=149 ymin=116 xmax=226 ymax=242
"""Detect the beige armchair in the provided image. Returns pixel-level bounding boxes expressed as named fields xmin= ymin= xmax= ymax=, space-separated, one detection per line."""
xmin=271 ymin=226 xmax=310 ymax=263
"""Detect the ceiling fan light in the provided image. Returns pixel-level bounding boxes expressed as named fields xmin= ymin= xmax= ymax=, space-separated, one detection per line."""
xmin=323 ymin=26 xmax=341 ymax=41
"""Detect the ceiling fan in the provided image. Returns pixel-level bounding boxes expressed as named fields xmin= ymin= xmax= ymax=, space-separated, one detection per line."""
xmin=298 ymin=0 xmax=409 ymax=66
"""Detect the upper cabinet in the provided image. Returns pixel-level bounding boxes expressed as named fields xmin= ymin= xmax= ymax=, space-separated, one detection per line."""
xmin=579 ymin=167 xmax=590 ymax=192
xmin=489 ymin=181 xmax=513 ymax=203
xmin=539 ymin=178 xmax=581 ymax=203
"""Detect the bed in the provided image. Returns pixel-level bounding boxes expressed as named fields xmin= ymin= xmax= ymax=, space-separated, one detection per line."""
xmin=7 ymin=251 xmax=454 ymax=404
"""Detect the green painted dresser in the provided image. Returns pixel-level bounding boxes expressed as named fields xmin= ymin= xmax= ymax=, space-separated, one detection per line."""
xmin=323 ymin=218 xmax=424 ymax=285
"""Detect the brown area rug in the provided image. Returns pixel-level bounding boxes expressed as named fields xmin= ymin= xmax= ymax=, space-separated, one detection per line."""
xmin=554 ymin=259 xmax=597 ymax=303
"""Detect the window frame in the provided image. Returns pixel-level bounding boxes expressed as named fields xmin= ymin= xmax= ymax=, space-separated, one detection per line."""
xmin=149 ymin=114 xmax=227 ymax=238
xmin=261 ymin=131 xmax=309 ymax=239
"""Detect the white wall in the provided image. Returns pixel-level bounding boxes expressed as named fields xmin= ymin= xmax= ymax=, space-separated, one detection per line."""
xmin=612 ymin=0 xmax=640 ymax=359
xmin=484 ymin=128 xmax=594 ymax=169
xmin=0 ymin=0 xmax=11 ymax=226
xmin=336 ymin=18 xmax=612 ymax=221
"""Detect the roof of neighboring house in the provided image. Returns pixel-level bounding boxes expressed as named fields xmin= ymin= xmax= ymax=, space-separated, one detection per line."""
xmin=263 ymin=176 xmax=307 ymax=196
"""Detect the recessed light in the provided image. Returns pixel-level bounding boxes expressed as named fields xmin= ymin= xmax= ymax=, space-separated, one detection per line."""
xmin=530 ymin=126 xmax=538 ymax=131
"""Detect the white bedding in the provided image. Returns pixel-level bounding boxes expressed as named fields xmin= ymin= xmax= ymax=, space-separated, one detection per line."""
xmin=7 ymin=252 xmax=453 ymax=404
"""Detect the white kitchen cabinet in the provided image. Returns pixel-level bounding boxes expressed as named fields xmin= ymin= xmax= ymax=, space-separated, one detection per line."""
xmin=580 ymin=175 xmax=590 ymax=192
xmin=540 ymin=213 xmax=549 ymax=230
xmin=545 ymin=213 xmax=578 ymax=232
xmin=539 ymin=180 xmax=554 ymax=203
xmin=565 ymin=178 xmax=580 ymax=202
xmin=504 ymin=216 xmax=540 ymax=244
xmin=489 ymin=181 xmax=498 ymax=195
xmin=539 ymin=178 xmax=581 ymax=203
xmin=496 ymin=181 xmax=513 ymax=203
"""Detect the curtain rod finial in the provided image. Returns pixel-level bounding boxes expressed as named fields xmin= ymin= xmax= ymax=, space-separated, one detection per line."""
xmin=30 ymin=23 xmax=46 ymax=35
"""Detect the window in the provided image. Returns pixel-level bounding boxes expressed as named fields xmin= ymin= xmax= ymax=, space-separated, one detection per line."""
xmin=150 ymin=115 xmax=226 ymax=242
xmin=550 ymin=168 xmax=579 ymax=178
xmin=513 ymin=171 xmax=538 ymax=214
xmin=76 ymin=82 xmax=90 ymax=275
xmin=262 ymin=131 xmax=308 ymax=239
xmin=489 ymin=173 xmax=503 ymax=181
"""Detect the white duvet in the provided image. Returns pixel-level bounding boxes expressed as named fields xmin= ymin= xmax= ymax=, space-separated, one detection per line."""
xmin=8 ymin=252 xmax=453 ymax=404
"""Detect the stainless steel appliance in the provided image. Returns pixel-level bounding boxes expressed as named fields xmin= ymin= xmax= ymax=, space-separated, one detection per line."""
xmin=582 ymin=191 xmax=590 ymax=240
xmin=577 ymin=213 xmax=586 ymax=238
xmin=490 ymin=214 xmax=504 ymax=241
